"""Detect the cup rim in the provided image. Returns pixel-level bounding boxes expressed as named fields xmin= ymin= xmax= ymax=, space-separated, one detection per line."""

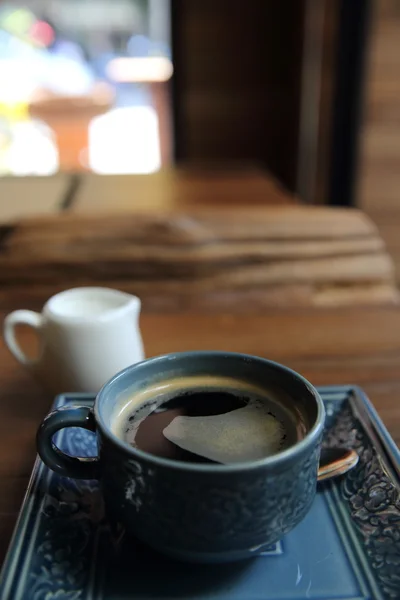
xmin=95 ymin=351 xmax=325 ymax=473
xmin=44 ymin=287 xmax=140 ymax=324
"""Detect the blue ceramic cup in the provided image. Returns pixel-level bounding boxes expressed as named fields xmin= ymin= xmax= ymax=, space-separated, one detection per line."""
xmin=36 ymin=352 xmax=325 ymax=563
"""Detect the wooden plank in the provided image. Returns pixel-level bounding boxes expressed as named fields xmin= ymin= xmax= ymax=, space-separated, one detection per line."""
xmin=0 ymin=207 xmax=397 ymax=309
xmin=0 ymin=253 xmax=394 ymax=288
xmin=0 ymin=281 xmax=398 ymax=313
xmin=5 ymin=207 xmax=381 ymax=244
xmin=364 ymin=209 xmax=400 ymax=285
xmin=0 ymin=175 xmax=71 ymax=223
xmin=350 ymin=0 xmax=400 ymax=286
xmin=358 ymin=0 xmax=400 ymax=237
xmin=171 ymin=0 xmax=304 ymax=189
xmin=71 ymin=170 xmax=295 ymax=213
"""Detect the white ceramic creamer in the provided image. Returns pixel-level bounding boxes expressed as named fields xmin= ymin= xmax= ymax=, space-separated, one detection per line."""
xmin=3 ymin=287 xmax=144 ymax=394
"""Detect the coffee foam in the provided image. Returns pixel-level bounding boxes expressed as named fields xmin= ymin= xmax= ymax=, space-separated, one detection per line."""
xmin=163 ymin=401 xmax=286 ymax=463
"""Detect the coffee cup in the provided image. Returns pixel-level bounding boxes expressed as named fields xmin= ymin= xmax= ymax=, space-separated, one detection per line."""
xmin=36 ymin=351 xmax=325 ymax=563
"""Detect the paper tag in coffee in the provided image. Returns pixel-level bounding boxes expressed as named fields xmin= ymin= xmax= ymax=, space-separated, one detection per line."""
xmin=162 ymin=402 xmax=285 ymax=464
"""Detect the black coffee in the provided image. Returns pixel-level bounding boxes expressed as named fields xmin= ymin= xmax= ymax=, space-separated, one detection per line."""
xmin=112 ymin=376 xmax=304 ymax=464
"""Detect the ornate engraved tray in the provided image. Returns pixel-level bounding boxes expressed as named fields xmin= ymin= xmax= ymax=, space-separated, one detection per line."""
xmin=0 ymin=386 xmax=399 ymax=600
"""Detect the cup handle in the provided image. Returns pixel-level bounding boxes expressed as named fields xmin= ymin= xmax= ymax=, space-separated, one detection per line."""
xmin=36 ymin=406 xmax=101 ymax=479
xmin=3 ymin=310 xmax=44 ymax=366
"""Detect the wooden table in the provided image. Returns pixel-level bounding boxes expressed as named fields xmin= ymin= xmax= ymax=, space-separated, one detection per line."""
xmin=0 ymin=168 xmax=292 ymax=226
xmin=0 ymin=206 xmax=397 ymax=311
xmin=1 ymin=305 xmax=400 ymax=564
xmin=71 ymin=168 xmax=294 ymax=213
xmin=0 ymin=175 xmax=71 ymax=223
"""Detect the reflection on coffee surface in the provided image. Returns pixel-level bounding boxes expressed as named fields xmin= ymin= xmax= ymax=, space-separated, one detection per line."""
xmin=111 ymin=375 xmax=306 ymax=464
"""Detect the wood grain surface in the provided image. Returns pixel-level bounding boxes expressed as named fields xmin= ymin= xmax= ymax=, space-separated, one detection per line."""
xmin=359 ymin=1 xmax=400 ymax=283
xmin=0 ymin=207 xmax=397 ymax=310
xmin=171 ymin=0 xmax=304 ymax=189
xmin=1 ymin=306 xmax=400 ymax=565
